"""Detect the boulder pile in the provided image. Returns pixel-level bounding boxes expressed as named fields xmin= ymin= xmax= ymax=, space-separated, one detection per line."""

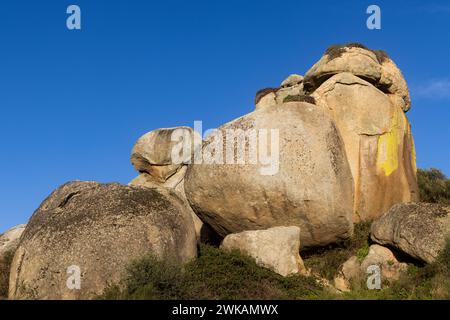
xmin=3 ymin=43 xmax=441 ymax=300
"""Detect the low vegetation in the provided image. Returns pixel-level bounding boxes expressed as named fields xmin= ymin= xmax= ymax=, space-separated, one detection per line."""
xmin=341 ymin=239 xmax=450 ymax=300
xmin=302 ymin=222 xmax=371 ymax=280
xmin=101 ymin=245 xmax=324 ymax=300
xmin=283 ymin=95 xmax=316 ymax=105
xmin=324 ymin=43 xmax=390 ymax=63
xmin=417 ymin=168 xmax=450 ymax=204
xmin=101 ymin=222 xmax=450 ymax=300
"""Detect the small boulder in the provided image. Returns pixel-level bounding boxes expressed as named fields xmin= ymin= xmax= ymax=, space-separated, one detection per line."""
xmin=360 ymin=245 xmax=408 ymax=281
xmin=131 ymin=127 xmax=197 ymax=182
xmin=220 ymin=226 xmax=305 ymax=277
xmin=371 ymin=203 xmax=450 ymax=263
xmin=280 ymin=74 xmax=303 ymax=88
xmin=0 ymin=224 xmax=26 ymax=259
xmin=304 ymin=45 xmax=382 ymax=93
xmin=335 ymin=245 xmax=407 ymax=291
xmin=9 ymin=181 xmax=197 ymax=300
xmin=254 ymin=88 xmax=277 ymax=110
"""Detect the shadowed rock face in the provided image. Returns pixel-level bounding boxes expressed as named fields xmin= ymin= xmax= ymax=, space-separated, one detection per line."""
xmin=371 ymin=203 xmax=450 ymax=263
xmin=312 ymin=73 xmax=419 ymax=221
xmin=184 ymin=102 xmax=354 ymax=248
xmin=9 ymin=181 xmax=197 ymax=300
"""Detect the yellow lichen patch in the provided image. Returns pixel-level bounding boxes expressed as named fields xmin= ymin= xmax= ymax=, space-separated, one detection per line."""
xmin=408 ymin=124 xmax=417 ymax=174
xmin=376 ymin=107 xmax=406 ymax=176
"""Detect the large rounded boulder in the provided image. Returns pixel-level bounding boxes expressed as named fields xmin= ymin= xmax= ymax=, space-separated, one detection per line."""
xmin=371 ymin=202 xmax=450 ymax=263
xmin=8 ymin=181 xmax=197 ymax=300
xmin=184 ymin=101 xmax=354 ymax=248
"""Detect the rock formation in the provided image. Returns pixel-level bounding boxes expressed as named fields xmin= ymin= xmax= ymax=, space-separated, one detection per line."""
xmin=0 ymin=224 xmax=26 ymax=259
xmin=306 ymin=44 xmax=418 ymax=221
xmin=371 ymin=202 xmax=450 ymax=263
xmin=252 ymin=44 xmax=418 ymax=222
xmin=9 ymin=181 xmax=197 ymax=299
xmin=3 ymin=44 xmax=429 ymax=299
xmin=334 ymin=245 xmax=407 ymax=291
xmin=220 ymin=226 xmax=306 ymax=277
xmin=185 ymin=101 xmax=354 ymax=248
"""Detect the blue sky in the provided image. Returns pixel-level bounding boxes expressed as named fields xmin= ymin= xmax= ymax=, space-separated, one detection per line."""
xmin=1 ymin=0 xmax=449 ymax=232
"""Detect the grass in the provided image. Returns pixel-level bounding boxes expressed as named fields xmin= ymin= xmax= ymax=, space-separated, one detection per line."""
xmin=100 ymin=236 xmax=450 ymax=300
xmin=0 ymin=250 xmax=14 ymax=299
xmin=100 ymin=245 xmax=324 ymax=300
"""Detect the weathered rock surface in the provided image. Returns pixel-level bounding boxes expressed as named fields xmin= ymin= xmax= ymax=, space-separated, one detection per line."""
xmin=312 ymin=72 xmax=418 ymax=221
xmin=220 ymin=226 xmax=305 ymax=276
xmin=9 ymin=181 xmax=197 ymax=300
xmin=255 ymin=88 xmax=277 ymax=110
xmin=304 ymin=44 xmax=411 ymax=111
xmin=0 ymin=224 xmax=26 ymax=258
xmin=255 ymin=74 xmax=305 ymax=109
xmin=360 ymin=245 xmax=407 ymax=281
xmin=379 ymin=57 xmax=411 ymax=112
xmin=334 ymin=245 xmax=407 ymax=291
xmin=185 ymin=101 xmax=354 ymax=248
xmin=304 ymin=46 xmax=382 ymax=93
xmin=131 ymin=127 xmax=197 ymax=183
xmin=371 ymin=203 xmax=450 ymax=263
xmin=130 ymin=169 xmax=220 ymax=245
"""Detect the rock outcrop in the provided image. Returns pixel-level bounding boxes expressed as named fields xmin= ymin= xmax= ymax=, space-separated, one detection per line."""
xmin=312 ymin=72 xmax=418 ymax=221
xmin=255 ymin=74 xmax=305 ymax=109
xmin=334 ymin=245 xmax=407 ymax=291
xmin=220 ymin=226 xmax=306 ymax=276
xmin=9 ymin=181 xmax=197 ymax=300
xmin=185 ymin=101 xmax=354 ymax=248
xmin=131 ymin=126 xmax=198 ymax=184
xmin=306 ymin=44 xmax=418 ymax=221
xmin=129 ymin=127 xmax=217 ymax=244
xmin=371 ymin=202 xmax=450 ymax=263
xmin=0 ymin=224 xmax=26 ymax=259
xmin=304 ymin=44 xmax=410 ymax=111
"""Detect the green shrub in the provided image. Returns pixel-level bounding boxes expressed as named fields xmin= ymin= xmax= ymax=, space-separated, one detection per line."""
xmin=101 ymin=245 xmax=323 ymax=300
xmin=417 ymin=168 xmax=450 ymax=204
xmin=283 ymin=95 xmax=316 ymax=105
xmin=0 ymin=250 xmax=14 ymax=299
xmin=303 ymin=222 xmax=371 ymax=280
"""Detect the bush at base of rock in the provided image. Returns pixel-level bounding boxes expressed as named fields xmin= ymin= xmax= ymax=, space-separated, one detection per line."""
xmin=100 ymin=245 xmax=323 ymax=300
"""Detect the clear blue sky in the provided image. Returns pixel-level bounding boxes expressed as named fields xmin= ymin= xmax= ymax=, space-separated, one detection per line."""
xmin=1 ymin=0 xmax=449 ymax=232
